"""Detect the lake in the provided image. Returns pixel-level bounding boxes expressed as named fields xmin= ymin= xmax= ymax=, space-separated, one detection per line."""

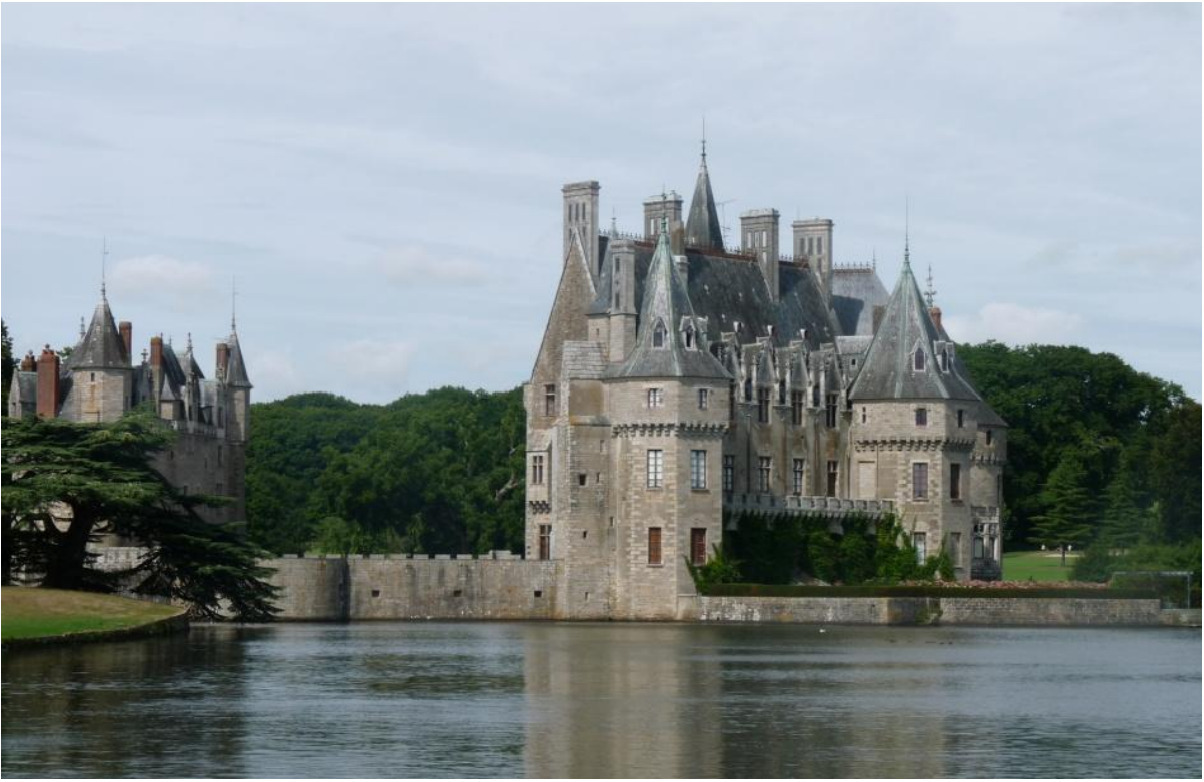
xmin=2 ymin=622 xmax=1199 ymax=778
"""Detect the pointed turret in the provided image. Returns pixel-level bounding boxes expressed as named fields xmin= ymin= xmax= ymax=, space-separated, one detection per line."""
xmin=848 ymin=257 xmax=979 ymax=402
xmin=609 ymin=222 xmax=728 ymax=379
xmin=225 ymin=328 xmax=252 ymax=388
xmin=685 ymin=143 xmax=725 ymax=252
xmin=72 ymin=295 xmax=129 ymax=368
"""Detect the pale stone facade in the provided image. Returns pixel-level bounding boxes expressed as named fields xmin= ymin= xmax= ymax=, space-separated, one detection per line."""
xmin=524 ymin=146 xmax=1008 ymax=620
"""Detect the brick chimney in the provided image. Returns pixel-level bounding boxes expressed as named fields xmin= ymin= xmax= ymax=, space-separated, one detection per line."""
xmin=929 ymin=306 xmax=943 ymax=332
xmin=119 ymin=321 xmax=133 ymax=364
xmin=216 ymin=341 xmax=229 ymax=380
xmin=36 ymin=345 xmax=59 ymax=419
xmin=20 ymin=351 xmax=36 ymax=372
xmin=150 ymin=335 xmax=163 ymax=369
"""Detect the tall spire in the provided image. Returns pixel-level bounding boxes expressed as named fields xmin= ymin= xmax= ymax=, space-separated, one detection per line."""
xmin=903 ymin=196 xmax=911 ymax=269
xmin=701 ymin=114 xmax=707 ymax=161
xmin=685 ymin=136 xmax=724 ymax=251
xmin=924 ymin=263 xmax=937 ymax=308
xmin=101 ymin=237 xmax=109 ymax=300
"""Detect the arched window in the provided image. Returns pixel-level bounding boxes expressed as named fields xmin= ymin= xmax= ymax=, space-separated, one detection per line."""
xmin=653 ymin=321 xmax=667 ymax=348
xmin=914 ymin=347 xmax=926 ymax=372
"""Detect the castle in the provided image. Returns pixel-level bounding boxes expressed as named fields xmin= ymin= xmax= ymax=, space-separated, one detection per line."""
xmin=524 ymin=146 xmax=1007 ymax=620
xmin=7 ymin=288 xmax=252 ymax=526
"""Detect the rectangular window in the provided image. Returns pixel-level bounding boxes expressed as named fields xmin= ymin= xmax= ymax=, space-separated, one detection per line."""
xmin=950 ymin=463 xmax=961 ymax=500
xmin=792 ymin=458 xmax=805 ymax=495
xmin=915 ymin=407 xmax=928 ymax=427
xmin=912 ymin=462 xmax=929 ymax=500
xmin=860 ymin=406 xmax=867 ymax=424
xmin=647 ymin=387 xmax=664 ymax=409
xmin=957 ymin=409 xmax=965 ymax=428
xmin=690 ymin=528 xmax=707 ymax=566
xmin=646 ymin=449 xmax=664 ymax=489
xmin=698 ymin=388 xmax=709 ymax=410
xmin=723 ymin=455 xmax=735 ymax=492
xmin=544 ymin=384 xmax=556 ymax=416
xmin=791 ymin=390 xmax=804 ymax=425
xmin=973 ymin=536 xmax=985 ymax=559
xmin=690 ymin=450 xmax=708 ymax=490
xmin=825 ymin=394 xmax=838 ymax=428
xmin=648 ymin=527 xmax=662 ymax=565
xmin=538 ymin=524 xmax=551 ymax=560
xmin=757 ymin=456 xmax=772 ymax=492
xmin=826 ymin=460 xmax=838 ymax=497
xmin=950 ymin=532 xmax=962 ymax=566
xmin=531 ymin=455 xmax=544 ymax=485
xmin=757 ymin=387 xmax=770 ymax=423
xmin=986 ymin=429 xmax=994 ymax=446
xmin=913 ymin=532 xmax=927 ymax=563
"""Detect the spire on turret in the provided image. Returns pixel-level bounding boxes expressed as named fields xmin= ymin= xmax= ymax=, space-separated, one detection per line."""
xmin=903 ymin=197 xmax=911 ymax=270
xmin=685 ymin=138 xmax=725 ymax=252
xmin=73 ymin=292 xmax=128 ymax=369
xmin=924 ymin=263 xmax=937 ymax=308
xmin=100 ymin=237 xmax=109 ymax=301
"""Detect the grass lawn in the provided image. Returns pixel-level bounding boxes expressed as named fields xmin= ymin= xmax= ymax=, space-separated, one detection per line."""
xmin=1 ymin=587 xmax=182 ymax=641
xmin=1002 ymin=550 xmax=1078 ymax=582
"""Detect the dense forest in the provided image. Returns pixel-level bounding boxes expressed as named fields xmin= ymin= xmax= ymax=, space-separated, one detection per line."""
xmin=245 ymin=342 xmax=1199 ymax=582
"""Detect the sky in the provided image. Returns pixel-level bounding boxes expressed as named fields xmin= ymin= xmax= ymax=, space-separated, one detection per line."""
xmin=2 ymin=3 xmax=1200 ymax=403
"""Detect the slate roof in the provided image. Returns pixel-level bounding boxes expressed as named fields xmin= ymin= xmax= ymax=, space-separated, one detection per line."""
xmin=849 ymin=260 xmax=982 ymax=402
xmin=608 ymin=228 xmax=729 ymax=380
xmin=832 ymin=267 xmax=889 ymax=336
xmin=685 ymin=152 xmax=724 ymax=252
xmin=70 ymin=297 xmax=128 ymax=369
xmin=225 ymin=330 xmax=252 ymax=387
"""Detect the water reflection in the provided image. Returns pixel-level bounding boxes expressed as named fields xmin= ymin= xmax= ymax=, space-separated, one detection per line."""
xmin=2 ymin=623 xmax=1200 ymax=778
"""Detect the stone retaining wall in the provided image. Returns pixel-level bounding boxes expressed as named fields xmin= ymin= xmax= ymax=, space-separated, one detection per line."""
xmin=689 ymin=595 xmax=1164 ymax=626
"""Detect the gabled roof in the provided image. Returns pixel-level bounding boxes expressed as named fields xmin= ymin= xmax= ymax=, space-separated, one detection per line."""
xmin=71 ymin=296 xmax=128 ymax=369
xmin=608 ymin=227 xmax=729 ymax=380
xmin=849 ymin=260 xmax=981 ymax=402
xmin=685 ymin=151 xmax=724 ymax=252
xmin=225 ymin=329 xmax=252 ymax=388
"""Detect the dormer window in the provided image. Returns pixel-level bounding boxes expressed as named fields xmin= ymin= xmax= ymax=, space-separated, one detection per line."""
xmin=914 ymin=348 xmax=926 ymax=372
xmin=653 ymin=320 xmax=667 ymax=348
xmin=684 ymin=324 xmax=695 ymax=349
xmin=939 ymin=349 xmax=949 ymax=372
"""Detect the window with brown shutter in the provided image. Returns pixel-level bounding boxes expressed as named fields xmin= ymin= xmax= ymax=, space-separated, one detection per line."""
xmin=647 ymin=527 xmax=662 ymax=565
xmin=690 ymin=528 xmax=707 ymax=566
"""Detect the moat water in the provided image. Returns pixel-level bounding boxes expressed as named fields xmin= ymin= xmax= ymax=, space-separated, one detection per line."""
xmin=2 ymin=623 xmax=1199 ymax=778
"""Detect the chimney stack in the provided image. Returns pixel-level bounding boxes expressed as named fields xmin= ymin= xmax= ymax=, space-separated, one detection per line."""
xmin=929 ymin=306 xmax=943 ymax=333
xmin=119 ymin=321 xmax=133 ymax=364
xmin=216 ymin=341 xmax=230 ymax=380
xmin=36 ymin=345 xmax=60 ymax=419
xmin=20 ymin=351 xmax=36 ymax=372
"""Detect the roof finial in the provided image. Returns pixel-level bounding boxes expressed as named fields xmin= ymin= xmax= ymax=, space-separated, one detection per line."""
xmin=925 ymin=263 xmax=937 ymax=308
xmin=660 ymin=189 xmax=669 ymax=234
xmin=872 ymin=247 xmax=877 ymax=270
xmin=101 ymin=236 xmax=109 ymax=299
xmin=79 ymin=316 xmax=85 ymax=339
xmin=231 ymin=277 xmax=238 ymax=332
xmin=701 ymin=114 xmax=707 ymax=162
xmin=610 ymin=207 xmax=617 ymax=237
xmin=903 ymin=195 xmax=911 ymax=269
xmin=187 ymin=332 xmax=193 ymax=352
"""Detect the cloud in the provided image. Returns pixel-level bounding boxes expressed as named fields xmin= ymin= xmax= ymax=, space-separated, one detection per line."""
xmin=377 ymin=245 xmax=488 ymax=287
xmin=251 ymin=348 xmax=308 ymax=401
xmin=108 ymin=254 xmax=216 ymax=307
xmin=328 ymin=339 xmax=415 ymax=403
xmin=943 ymin=302 xmax=1085 ymax=345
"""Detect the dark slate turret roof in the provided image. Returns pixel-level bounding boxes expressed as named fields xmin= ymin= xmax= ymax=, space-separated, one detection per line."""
xmin=70 ymin=296 xmax=128 ymax=369
xmin=832 ymin=267 xmax=889 ymax=336
xmin=226 ymin=329 xmax=252 ymax=387
xmin=608 ymin=228 xmax=729 ymax=380
xmin=685 ymin=151 xmax=724 ymax=251
xmin=849 ymin=260 xmax=981 ymax=402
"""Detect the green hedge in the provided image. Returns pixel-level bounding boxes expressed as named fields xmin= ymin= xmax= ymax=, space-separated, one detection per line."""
xmin=703 ymin=583 xmax=1158 ymax=600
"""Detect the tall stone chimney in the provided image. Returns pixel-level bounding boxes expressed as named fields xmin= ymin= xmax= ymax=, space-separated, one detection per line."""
xmin=643 ymin=192 xmax=683 ymax=239
xmin=216 ymin=341 xmax=230 ymax=380
xmin=119 ymin=321 xmax=133 ymax=364
xmin=741 ymin=209 xmax=780 ymax=301
xmin=793 ymin=218 xmax=834 ymax=296
xmin=929 ymin=306 xmax=943 ymax=333
xmin=562 ymin=181 xmax=600 ymax=275
xmin=36 ymin=345 xmax=59 ymax=419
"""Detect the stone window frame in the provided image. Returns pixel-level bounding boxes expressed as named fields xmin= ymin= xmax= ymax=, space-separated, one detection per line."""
xmin=722 ymin=454 xmax=735 ymax=492
xmin=544 ymin=384 xmax=556 ymax=417
xmin=531 ymin=454 xmax=545 ymax=485
xmin=950 ymin=462 xmax=962 ymax=501
xmin=690 ymin=449 xmax=708 ymax=490
xmin=652 ymin=319 xmax=668 ymax=349
xmin=757 ymin=456 xmax=772 ymax=493
xmin=756 ymin=386 xmax=770 ymax=423
xmin=911 ymin=460 xmax=930 ymax=502
xmin=914 ymin=406 xmax=928 ymax=427
xmin=646 ymin=449 xmax=664 ymax=489
xmin=825 ymin=393 xmax=838 ymax=429
xmin=792 ymin=458 xmax=805 ymax=496
xmin=647 ymin=387 xmax=664 ymax=409
xmin=912 ymin=341 xmax=927 ymax=372
xmin=912 ymin=531 xmax=927 ymax=564
xmin=790 ymin=390 xmax=805 ymax=426
xmin=697 ymin=387 xmax=710 ymax=411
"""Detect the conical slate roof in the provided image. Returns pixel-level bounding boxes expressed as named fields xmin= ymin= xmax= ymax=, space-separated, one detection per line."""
xmin=225 ymin=329 xmax=252 ymax=388
xmin=849 ymin=259 xmax=981 ymax=402
xmin=685 ymin=151 xmax=724 ymax=252
xmin=608 ymin=225 xmax=729 ymax=380
xmin=71 ymin=296 xmax=128 ymax=369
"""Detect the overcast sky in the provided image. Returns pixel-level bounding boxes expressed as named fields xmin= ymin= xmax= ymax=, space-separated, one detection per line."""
xmin=3 ymin=3 xmax=1200 ymax=403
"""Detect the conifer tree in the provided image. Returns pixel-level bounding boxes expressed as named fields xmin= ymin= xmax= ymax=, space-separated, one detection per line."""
xmin=1031 ymin=451 xmax=1096 ymax=564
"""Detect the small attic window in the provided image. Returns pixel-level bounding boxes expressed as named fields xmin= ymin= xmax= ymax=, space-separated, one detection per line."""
xmin=684 ymin=324 xmax=695 ymax=349
xmin=939 ymin=349 xmax=949 ymax=372
xmin=914 ymin=348 xmax=926 ymax=372
xmin=653 ymin=320 xmax=667 ymax=348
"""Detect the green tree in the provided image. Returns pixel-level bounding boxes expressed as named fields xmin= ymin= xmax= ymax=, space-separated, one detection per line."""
xmin=1098 ymin=458 xmax=1147 ymax=550
xmin=1031 ymin=451 xmax=1095 ymax=564
xmin=1148 ymin=401 xmax=1202 ymax=544
xmin=1 ymin=412 xmax=277 ymax=620
xmin=1 ymin=320 xmax=14 ymax=416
